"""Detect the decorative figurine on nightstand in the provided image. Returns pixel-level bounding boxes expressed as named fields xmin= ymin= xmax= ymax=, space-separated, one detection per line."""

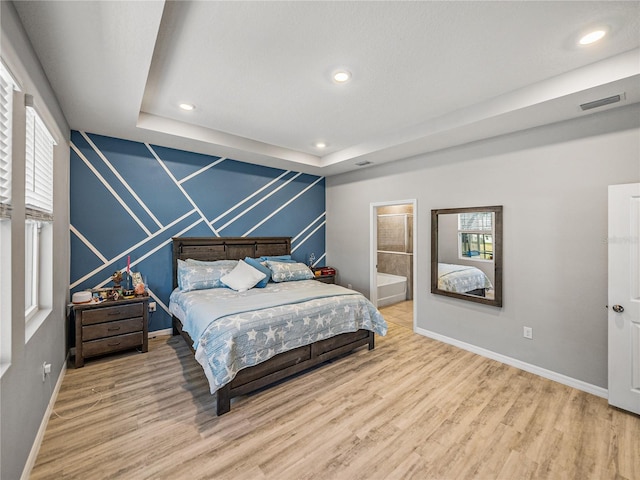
xmin=121 ymin=255 xmax=136 ymax=298
xmin=308 ymin=252 xmax=315 ymax=267
xmin=131 ymin=271 xmax=146 ymax=296
xmin=134 ymin=282 xmax=146 ymax=296
xmin=111 ymin=271 xmax=123 ymax=288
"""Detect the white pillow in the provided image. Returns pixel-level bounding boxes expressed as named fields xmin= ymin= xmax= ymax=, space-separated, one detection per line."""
xmin=220 ymin=259 xmax=267 ymax=292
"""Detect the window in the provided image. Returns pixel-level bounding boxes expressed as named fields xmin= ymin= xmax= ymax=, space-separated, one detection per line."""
xmin=24 ymin=219 xmax=40 ymax=315
xmin=24 ymin=98 xmax=55 ymax=325
xmin=0 ymin=64 xmax=13 ymax=215
xmin=458 ymin=212 xmax=494 ymax=261
xmin=0 ymin=61 xmax=18 ymax=370
xmin=25 ymin=102 xmax=54 ymax=214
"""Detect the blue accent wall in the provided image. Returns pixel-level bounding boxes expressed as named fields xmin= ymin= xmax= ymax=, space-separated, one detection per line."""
xmin=69 ymin=131 xmax=326 ymax=331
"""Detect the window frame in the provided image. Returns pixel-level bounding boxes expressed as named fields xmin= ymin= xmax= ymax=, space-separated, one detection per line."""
xmin=24 ymin=219 xmax=40 ymax=318
xmin=457 ymin=211 xmax=495 ymax=262
xmin=23 ymin=99 xmax=55 ymax=334
xmin=0 ymin=60 xmax=18 ymax=373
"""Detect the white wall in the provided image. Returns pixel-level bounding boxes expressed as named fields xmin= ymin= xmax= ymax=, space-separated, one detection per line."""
xmin=1 ymin=3 xmax=70 ymax=479
xmin=326 ymin=103 xmax=640 ymax=390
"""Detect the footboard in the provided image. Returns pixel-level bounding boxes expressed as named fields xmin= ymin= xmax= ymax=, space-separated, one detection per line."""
xmin=169 ymin=237 xmax=382 ymax=416
xmin=218 ymin=329 xmax=373 ymax=415
xmin=173 ymin=315 xmax=373 ymax=415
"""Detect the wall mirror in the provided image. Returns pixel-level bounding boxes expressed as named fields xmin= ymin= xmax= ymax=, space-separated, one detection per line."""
xmin=431 ymin=205 xmax=503 ymax=307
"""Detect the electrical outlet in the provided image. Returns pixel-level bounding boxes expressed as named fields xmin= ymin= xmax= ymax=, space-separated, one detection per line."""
xmin=523 ymin=326 xmax=533 ymax=339
xmin=148 ymin=301 xmax=157 ymax=312
xmin=42 ymin=362 xmax=51 ymax=382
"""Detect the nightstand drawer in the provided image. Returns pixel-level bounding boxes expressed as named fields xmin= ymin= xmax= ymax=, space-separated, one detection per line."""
xmin=314 ymin=275 xmax=335 ymax=284
xmin=82 ymin=317 xmax=144 ymax=341
xmin=82 ymin=332 xmax=143 ymax=357
xmin=81 ymin=303 xmax=144 ymax=326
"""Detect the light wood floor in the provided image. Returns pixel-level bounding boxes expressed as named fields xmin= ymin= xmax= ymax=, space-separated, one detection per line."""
xmin=31 ymin=310 xmax=639 ymax=479
xmin=381 ymin=300 xmax=413 ymax=330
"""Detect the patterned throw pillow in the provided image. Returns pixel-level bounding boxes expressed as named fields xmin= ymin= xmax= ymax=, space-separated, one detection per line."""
xmin=266 ymin=261 xmax=315 ymax=283
xmin=177 ymin=259 xmax=238 ymax=291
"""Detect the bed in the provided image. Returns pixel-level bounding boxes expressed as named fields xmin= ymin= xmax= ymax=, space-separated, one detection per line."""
xmin=170 ymin=236 xmax=387 ymax=415
xmin=437 ymin=262 xmax=493 ymax=296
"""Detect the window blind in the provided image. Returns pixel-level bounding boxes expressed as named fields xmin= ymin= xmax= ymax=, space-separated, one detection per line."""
xmin=25 ymin=102 xmax=55 ymax=221
xmin=459 ymin=212 xmax=492 ymax=231
xmin=0 ymin=64 xmax=15 ymax=220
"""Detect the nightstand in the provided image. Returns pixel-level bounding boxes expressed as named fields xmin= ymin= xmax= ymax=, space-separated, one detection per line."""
xmin=72 ymin=297 xmax=149 ymax=367
xmin=312 ymin=268 xmax=336 ymax=284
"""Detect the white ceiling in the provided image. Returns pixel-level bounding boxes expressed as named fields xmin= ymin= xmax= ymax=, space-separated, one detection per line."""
xmin=12 ymin=1 xmax=640 ymax=176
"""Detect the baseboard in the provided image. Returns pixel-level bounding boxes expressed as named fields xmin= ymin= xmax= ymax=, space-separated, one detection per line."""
xmin=21 ymin=361 xmax=67 ymax=480
xmin=149 ymin=327 xmax=173 ymax=338
xmin=415 ymin=326 xmax=608 ymax=399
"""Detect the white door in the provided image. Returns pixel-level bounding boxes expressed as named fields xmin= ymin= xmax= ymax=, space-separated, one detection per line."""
xmin=608 ymin=183 xmax=640 ymax=414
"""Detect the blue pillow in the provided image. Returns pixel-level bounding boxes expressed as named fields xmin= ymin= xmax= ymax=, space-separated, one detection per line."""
xmin=266 ymin=261 xmax=315 ymax=282
xmin=243 ymin=257 xmax=271 ymax=288
xmin=259 ymin=254 xmax=296 ymax=263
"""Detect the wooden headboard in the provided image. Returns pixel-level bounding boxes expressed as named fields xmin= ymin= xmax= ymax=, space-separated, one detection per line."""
xmin=172 ymin=236 xmax=291 ymax=289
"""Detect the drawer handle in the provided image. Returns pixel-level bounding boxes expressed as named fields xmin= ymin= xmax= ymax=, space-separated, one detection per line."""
xmin=107 ymin=342 xmax=121 ymax=347
xmin=107 ymin=312 xmax=120 ymax=316
xmin=107 ymin=326 xmax=121 ymax=331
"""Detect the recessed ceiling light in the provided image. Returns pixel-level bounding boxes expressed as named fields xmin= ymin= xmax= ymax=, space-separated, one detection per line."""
xmin=333 ymin=70 xmax=351 ymax=83
xmin=315 ymin=142 xmax=327 ymax=149
xmin=179 ymin=103 xmax=195 ymax=111
xmin=578 ymin=29 xmax=607 ymax=45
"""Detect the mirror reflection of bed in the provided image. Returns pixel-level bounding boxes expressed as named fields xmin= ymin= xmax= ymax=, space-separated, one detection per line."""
xmin=437 ymin=262 xmax=495 ymax=300
xmin=431 ymin=206 xmax=503 ymax=307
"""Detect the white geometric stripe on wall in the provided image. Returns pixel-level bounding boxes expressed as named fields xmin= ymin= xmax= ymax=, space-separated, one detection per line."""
xmin=70 ymin=131 xmax=326 ymax=332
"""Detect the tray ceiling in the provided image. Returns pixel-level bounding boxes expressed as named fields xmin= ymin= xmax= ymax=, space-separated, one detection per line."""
xmin=13 ymin=1 xmax=640 ymax=175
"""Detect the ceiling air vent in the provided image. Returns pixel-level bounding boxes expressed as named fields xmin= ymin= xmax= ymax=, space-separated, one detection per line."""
xmin=355 ymin=160 xmax=373 ymax=167
xmin=580 ymin=94 xmax=623 ymax=111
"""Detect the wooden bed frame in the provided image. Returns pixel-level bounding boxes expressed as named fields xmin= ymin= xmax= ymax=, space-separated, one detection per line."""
xmin=171 ymin=236 xmax=375 ymax=415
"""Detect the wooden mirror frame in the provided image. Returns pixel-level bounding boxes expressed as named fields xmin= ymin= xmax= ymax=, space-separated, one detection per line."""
xmin=431 ymin=205 xmax=503 ymax=307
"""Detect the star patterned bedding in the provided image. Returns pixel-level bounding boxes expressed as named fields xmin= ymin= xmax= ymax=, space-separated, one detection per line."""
xmin=438 ymin=263 xmax=493 ymax=293
xmin=169 ymin=280 xmax=388 ymax=394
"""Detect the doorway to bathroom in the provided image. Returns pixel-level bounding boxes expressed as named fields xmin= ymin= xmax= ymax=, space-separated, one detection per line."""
xmin=370 ymin=200 xmax=416 ymax=331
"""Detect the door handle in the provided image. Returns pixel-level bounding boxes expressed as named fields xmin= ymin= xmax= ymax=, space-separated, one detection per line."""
xmin=612 ymin=305 xmax=624 ymax=313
